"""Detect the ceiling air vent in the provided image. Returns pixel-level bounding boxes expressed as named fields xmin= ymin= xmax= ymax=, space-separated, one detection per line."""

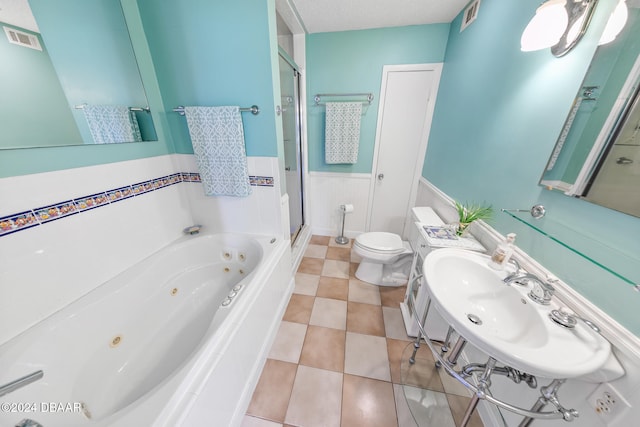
xmin=460 ymin=0 xmax=481 ymax=32
xmin=3 ymin=26 xmax=42 ymax=51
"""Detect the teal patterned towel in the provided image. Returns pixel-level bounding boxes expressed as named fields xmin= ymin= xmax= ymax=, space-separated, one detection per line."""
xmin=83 ymin=105 xmax=142 ymax=144
xmin=184 ymin=106 xmax=252 ymax=197
xmin=325 ymin=102 xmax=362 ymax=164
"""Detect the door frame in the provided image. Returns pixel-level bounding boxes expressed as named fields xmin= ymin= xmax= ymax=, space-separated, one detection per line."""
xmin=366 ymin=63 xmax=443 ymax=236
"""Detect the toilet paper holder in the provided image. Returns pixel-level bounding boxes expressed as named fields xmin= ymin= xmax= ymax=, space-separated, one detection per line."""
xmin=336 ymin=204 xmax=353 ymax=245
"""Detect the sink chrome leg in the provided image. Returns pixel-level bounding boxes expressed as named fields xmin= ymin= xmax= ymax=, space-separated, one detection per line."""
xmin=459 ymin=357 xmax=496 ymax=427
xmin=410 ymin=296 xmax=432 ymax=364
xmin=518 ymin=379 xmax=577 ymax=426
xmin=446 ymin=336 xmax=467 ymax=366
xmin=436 ymin=326 xmax=455 ymax=368
xmin=460 ymin=394 xmax=481 ymax=427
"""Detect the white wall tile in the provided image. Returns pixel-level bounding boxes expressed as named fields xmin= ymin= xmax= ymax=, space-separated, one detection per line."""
xmin=175 ymin=154 xmax=282 ymax=237
xmin=0 ymin=156 xmax=195 ymax=344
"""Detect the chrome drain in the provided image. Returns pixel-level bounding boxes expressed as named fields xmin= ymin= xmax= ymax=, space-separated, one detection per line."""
xmin=467 ymin=314 xmax=483 ymax=325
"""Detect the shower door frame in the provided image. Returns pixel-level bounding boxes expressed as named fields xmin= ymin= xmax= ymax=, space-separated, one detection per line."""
xmin=279 ymin=50 xmax=306 ymax=245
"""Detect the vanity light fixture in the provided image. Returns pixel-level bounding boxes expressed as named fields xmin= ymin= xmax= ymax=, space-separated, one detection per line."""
xmin=520 ymin=0 xmax=569 ymax=52
xmin=521 ymin=0 xmax=602 ymax=57
xmin=599 ymin=0 xmax=628 ymax=45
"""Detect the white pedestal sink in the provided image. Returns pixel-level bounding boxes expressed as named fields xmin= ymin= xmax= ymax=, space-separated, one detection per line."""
xmin=406 ymin=248 xmax=621 ymax=427
xmin=423 ymin=248 xmax=613 ymax=379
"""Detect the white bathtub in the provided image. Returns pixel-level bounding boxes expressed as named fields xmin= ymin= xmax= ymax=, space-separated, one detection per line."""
xmin=0 ymin=232 xmax=290 ymax=427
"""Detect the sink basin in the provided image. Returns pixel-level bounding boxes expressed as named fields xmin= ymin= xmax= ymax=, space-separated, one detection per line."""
xmin=423 ymin=248 xmax=612 ymax=379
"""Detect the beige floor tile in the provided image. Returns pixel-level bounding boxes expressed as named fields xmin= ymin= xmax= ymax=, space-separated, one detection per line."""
xmin=241 ymin=415 xmax=284 ymax=427
xmin=387 ymin=338 xmax=412 ymax=384
xmin=316 ymin=276 xmax=349 ymax=301
xmin=447 ymin=394 xmax=484 ymax=427
xmin=380 ymin=285 xmax=408 ymax=308
xmin=403 ymin=386 xmax=456 ymax=427
xmin=246 ymin=359 xmax=297 ymax=423
xmin=344 ymin=332 xmax=391 ymax=381
xmin=299 ymin=325 xmax=345 ymax=372
xmin=284 ymin=365 xmax=343 ymax=427
xmin=342 ymin=374 xmax=398 ymax=427
xmin=383 ymin=306 xmax=412 ymax=341
xmin=309 ymin=235 xmax=330 ymax=245
xmin=398 ymin=341 xmax=445 ymax=391
xmin=309 ymin=297 xmax=347 ymax=330
xmin=293 ymin=272 xmax=319 ymax=296
xmin=393 ymin=383 xmax=419 ymax=427
xmin=304 ymin=244 xmax=328 ymax=259
xmin=387 ymin=338 xmax=444 ymax=392
xmin=326 ymin=246 xmax=351 ymax=262
xmin=298 ymin=257 xmax=324 ymax=275
xmin=348 ymin=279 xmax=382 ymax=305
xmin=350 ymin=249 xmax=362 ymax=263
xmin=346 ymin=301 xmax=385 ymax=336
xmin=321 ymin=259 xmax=350 ymax=279
xmin=268 ymin=321 xmax=307 ymax=364
xmin=282 ymin=294 xmax=315 ymax=324
xmin=350 ymin=262 xmax=359 ymax=278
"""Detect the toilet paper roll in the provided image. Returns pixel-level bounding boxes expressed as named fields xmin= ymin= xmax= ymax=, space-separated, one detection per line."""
xmin=342 ymin=204 xmax=354 ymax=213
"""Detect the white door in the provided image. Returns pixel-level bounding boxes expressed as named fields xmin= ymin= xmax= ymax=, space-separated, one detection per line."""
xmin=368 ymin=64 xmax=442 ymax=236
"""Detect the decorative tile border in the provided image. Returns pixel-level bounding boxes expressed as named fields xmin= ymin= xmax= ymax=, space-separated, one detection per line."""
xmin=249 ymin=176 xmax=275 ymax=187
xmin=0 ymin=172 xmax=274 ymax=238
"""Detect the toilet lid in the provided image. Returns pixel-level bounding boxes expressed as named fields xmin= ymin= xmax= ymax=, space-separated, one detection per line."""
xmin=355 ymin=232 xmax=404 ymax=253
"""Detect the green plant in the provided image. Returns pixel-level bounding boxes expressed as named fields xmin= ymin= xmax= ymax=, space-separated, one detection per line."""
xmin=454 ymin=201 xmax=493 ymax=235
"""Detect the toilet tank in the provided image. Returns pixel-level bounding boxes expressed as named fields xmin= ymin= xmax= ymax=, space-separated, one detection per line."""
xmin=408 ymin=207 xmax=444 ymax=250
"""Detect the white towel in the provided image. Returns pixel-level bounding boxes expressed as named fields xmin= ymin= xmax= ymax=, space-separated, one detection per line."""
xmin=325 ymin=102 xmax=362 ymax=164
xmin=83 ymin=105 xmax=142 ymax=144
xmin=183 ymin=106 xmax=252 ymax=197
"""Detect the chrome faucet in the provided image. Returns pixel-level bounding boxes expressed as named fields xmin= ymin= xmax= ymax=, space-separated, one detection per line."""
xmin=549 ymin=308 xmax=601 ymax=333
xmin=502 ymin=265 xmax=555 ymax=305
xmin=528 ymin=280 xmax=555 ymax=305
xmin=502 ymin=260 xmax=542 ymax=287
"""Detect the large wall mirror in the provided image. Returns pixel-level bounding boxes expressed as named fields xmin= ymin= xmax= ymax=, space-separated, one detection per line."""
xmin=540 ymin=4 xmax=640 ymax=218
xmin=0 ymin=0 xmax=156 ymax=149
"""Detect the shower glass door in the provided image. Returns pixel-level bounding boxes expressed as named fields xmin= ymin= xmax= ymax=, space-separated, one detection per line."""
xmin=278 ymin=53 xmax=304 ymax=243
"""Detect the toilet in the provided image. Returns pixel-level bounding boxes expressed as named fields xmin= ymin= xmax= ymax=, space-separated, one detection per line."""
xmin=353 ymin=232 xmax=412 ymax=286
xmin=353 ymin=208 xmax=441 ymax=286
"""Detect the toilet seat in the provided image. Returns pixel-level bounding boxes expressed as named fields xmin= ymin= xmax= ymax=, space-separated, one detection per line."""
xmin=355 ymin=232 xmax=405 ymax=254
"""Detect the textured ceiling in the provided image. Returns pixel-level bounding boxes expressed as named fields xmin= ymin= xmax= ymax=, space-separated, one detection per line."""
xmin=290 ymin=0 xmax=471 ymax=33
xmin=0 ymin=0 xmax=39 ymax=32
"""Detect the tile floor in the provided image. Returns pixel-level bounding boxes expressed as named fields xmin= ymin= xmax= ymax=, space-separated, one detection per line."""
xmin=243 ymin=235 xmax=485 ymax=427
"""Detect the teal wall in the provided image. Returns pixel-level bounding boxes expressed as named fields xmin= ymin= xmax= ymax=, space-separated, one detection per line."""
xmin=0 ymin=22 xmax=82 ymax=148
xmin=306 ymin=25 xmax=450 ymax=173
xmin=424 ymin=0 xmax=640 ymax=333
xmin=136 ymin=0 xmax=280 ymax=157
xmin=0 ymin=0 xmax=173 ymax=179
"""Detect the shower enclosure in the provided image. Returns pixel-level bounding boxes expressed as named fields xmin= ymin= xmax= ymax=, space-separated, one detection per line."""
xmin=278 ymin=52 xmax=305 ymax=243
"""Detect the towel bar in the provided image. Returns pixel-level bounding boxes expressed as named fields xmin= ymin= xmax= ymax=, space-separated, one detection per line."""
xmin=314 ymin=93 xmax=373 ymax=105
xmin=75 ymin=104 xmax=150 ymax=112
xmin=172 ymin=105 xmax=260 ymax=116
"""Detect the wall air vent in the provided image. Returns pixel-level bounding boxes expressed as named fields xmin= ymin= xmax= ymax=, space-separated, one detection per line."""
xmin=460 ymin=0 xmax=481 ymax=32
xmin=3 ymin=26 xmax=42 ymax=51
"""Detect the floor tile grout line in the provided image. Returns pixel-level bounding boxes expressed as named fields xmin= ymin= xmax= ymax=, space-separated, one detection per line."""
xmin=279 ymin=236 xmax=482 ymax=427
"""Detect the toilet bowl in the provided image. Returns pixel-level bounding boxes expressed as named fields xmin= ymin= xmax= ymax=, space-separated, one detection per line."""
xmin=353 ymin=232 xmax=413 ymax=286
